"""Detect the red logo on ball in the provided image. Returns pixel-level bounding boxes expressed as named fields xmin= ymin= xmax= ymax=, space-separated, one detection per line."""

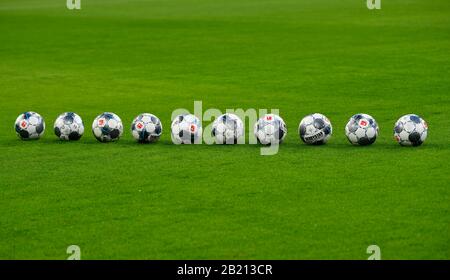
xmin=359 ymin=120 xmax=368 ymax=127
xmin=190 ymin=124 xmax=196 ymax=132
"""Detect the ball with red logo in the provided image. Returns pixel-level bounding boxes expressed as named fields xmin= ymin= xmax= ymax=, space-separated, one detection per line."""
xmin=92 ymin=112 xmax=123 ymax=142
xmin=345 ymin=113 xmax=379 ymax=145
xmin=15 ymin=111 xmax=46 ymax=140
xmin=131 ymin=113 xmax=162 ymax=143
xmin=170 ymin=114 xmax=202 ymax=144
xmin=254 ymin=114 xmax=287 ymax=145
xmin=394 ymin=114 xmax=428 ymax=146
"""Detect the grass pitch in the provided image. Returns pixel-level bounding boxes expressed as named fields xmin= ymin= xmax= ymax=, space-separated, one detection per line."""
xmin=0 ymin=0 xmax=449 ymax=259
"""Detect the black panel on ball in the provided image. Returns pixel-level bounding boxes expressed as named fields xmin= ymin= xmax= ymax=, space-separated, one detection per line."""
xmin=19 ymin=130 xmax=29 ymax=139
xmin=278 ymin=128 xmax=285 ymax=140
xmin=358 ymin=136 xmax=374 ymax=146
xmin=36 ymin=122 xmax=44 ymax=134
xmin=409 ymin=132 xmax=421 ymax=144
xmin=110 ymin=129 xmax=120 ymax=139
xmin=155 ymin=125 xmax=161 ymax=134
xmin=69 ymin=132 xmax=81 ymax=141
xmin=54 ymin=127 xmax=61 ymax=137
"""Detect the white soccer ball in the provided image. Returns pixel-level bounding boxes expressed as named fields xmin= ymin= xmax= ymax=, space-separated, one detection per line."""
xmin=171 ymin=114 xmax=202 ymax=144
xmin=298 ymin=113 xmax=332 ymax=145
xmin=345 ymin=113 xmax=379 ymax=145
xmin=15 ymin=111 xmax=45 ymax=140
xmin=54 ymin=112 xmax=84 ymax=141
xmin=394 ymin=114 xmax=428 ymax=146
xmin=131 ymin=113 xmax=162 ymax=143
xmin=254 ymin=114 xmax=287 ymax=145
xmin=92 ymin=112 xmax=123 ymax=142
xmin=212 ymin=113 xmax=244 ymax=144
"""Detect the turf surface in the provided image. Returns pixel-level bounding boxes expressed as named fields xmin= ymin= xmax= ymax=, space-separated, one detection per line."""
xmin=0 ymin=0 xmax=449 ymax=259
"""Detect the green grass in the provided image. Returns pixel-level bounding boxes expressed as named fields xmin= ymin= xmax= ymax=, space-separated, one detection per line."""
xmin=0 ymin=0 xmax=449 ymax=259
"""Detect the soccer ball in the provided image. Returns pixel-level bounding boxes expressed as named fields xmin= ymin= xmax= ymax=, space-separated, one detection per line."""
xmin=298 ymin=113 xmax=332 ymax=145
xmin=254 ymin=114 xmax=287 ymax=145
xmin=54 ymin=112 xmax=84 ymax=141
xmin=171 ymin=114 xmax=202 ymax=144
xmin=15 ymin=111 xmax=45 ymax=140
xmin=345 ymin=113 xmax=379 ymax=145
xmin=92 ymin=112 xmax=123 ymax=142
xmin=394 ymin=114 xmax=428 ymax=146
xmin=212 ymin=113 xmax=244 ymax=144
xmin=131 ymin=113 xmax=162 ymax=143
